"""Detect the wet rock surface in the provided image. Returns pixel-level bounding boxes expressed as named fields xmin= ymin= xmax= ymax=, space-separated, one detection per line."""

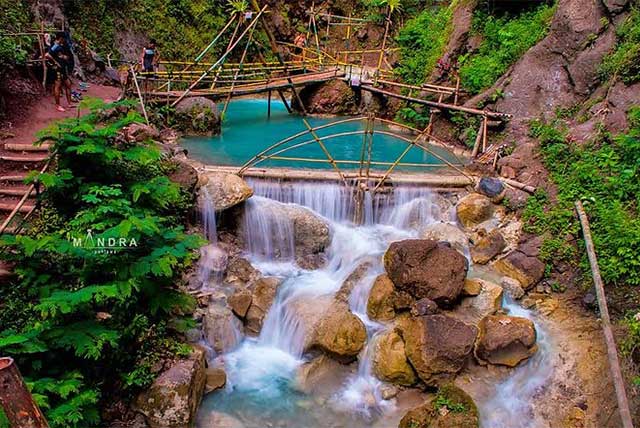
xmin=384 ymin=239 xmax=468 ymax=307
xmin=475 ymin=315 xmax=538 ymax=367
xmin=398 ymin=314 xmax=478 ymax=386
xmin=203 ymin=304 xmax=243 ymax=354
xmin=456 ymin=193 xmax=494 ymax=228
xmin=372 ymin=330 xmax=418 ymax=386
xmin=470 ymin=229 xmax=506 ymax=264
xmin=399 ymin=384 xmax=479 ymax=428
xmin=201 ymin=173 xmax=253 ymax=213
xmin=420 ymin=222 xmax=470 ymax=254
xmin=245 ymin=277 xmax=282 ymax=335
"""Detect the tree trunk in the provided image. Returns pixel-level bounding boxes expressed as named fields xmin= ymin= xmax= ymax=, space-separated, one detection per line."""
xmin=0 ymin=357 xmax=49 ymax=428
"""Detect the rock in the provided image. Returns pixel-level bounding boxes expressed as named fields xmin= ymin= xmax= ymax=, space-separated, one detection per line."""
xmin=501 ymin=277 xmax=525 ymax=300
xmin=284 ymin=204 xmax=331 ymax=258
xmin=381 ymin=385 xmax=399 ymax=400
xmin=168 ymin=160 xmax=199 ymax=193
xmin=462 ymin=278 xmax=482 ymax=296
xmin=456 ymin=193 xmax=494 ymax=228
xmin=245 ymin=277 xmax=282 ymax=334
xmin=296 ymin=253 xmax=327 ymax=270
xmin=201 ymin=173 xmax=253 ymax=212
xmin=228 ymin=289 xmax=252 ymax=318
xmin=311 ymin=302 xmax=367 ymax=362
xmin=225 ymin=256 xmax=259 ymax=286
xmin=420 ymin=222 xmax=469 ymax=254
xmin=294 ymin=79 xmax=358 ymax=114
xmin=293 ymin=355 xmax=342 ymax=394
xmin=336 ymin=261 xmax=374 ymax=303
xmin=203 ymin=305 xmax=243 ymax=354
xmin=175 ymin=97 xmax=221 ymax=135
xmin=503 ymin=188 xmax=529 ymax=211
xmin=494 ymin=250 xmax=545 ymax=290
xmin=205 ymin=412 xmax=245 ymax=428
xmin=121 ymin=123 xmax=160 ymax=143
xmin=470 ymin=230 xmax=507 ymax=264
xmin=582 ymin=292 xmax=596 ymax=309
xmin=448 ymin=279 xmax=504 ymax=326
xmin=398 ymin=315 xmax=478 ymax=386
xmin=399 ymin=384 xmax=479 ymax=428
xmin=367 ymin=274 xmax=397 ymax=321
xmin=475 ymin=315 xmax=538 ymax=367
xmin=136 ymin=347 xmax=206 ymax=428
xmin=410 ymin=298 xmax=439 ymax=317
xmin=372 ymin=330 xmax=418 ymax=386
xmin=204 ymin=367 xmax=226 ymax=394
xmin=384 ymin=239 xmax=468 ymax=307
xmin=476 ymin=177 xmax=506 ymax=202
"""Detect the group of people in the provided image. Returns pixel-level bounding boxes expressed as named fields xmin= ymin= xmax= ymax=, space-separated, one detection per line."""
xmin=43 ymin=31 xmax=160 ymax=112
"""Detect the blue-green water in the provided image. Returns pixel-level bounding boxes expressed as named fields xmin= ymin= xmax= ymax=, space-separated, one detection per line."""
xmin=182 ymin=99 xmax=461 ymax=171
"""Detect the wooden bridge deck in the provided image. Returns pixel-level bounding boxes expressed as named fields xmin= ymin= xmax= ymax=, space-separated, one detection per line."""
xmin=147 ymin=68 xmax=344 ymax=100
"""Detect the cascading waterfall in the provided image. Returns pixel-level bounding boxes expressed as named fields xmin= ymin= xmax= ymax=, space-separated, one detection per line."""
xmin=197 ymin=186 xmax=225 ymax=289
xmin=197 ymin=180 xmax=555 ymax=428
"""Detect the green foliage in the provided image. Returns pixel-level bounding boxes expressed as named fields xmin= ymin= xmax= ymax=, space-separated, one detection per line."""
xmin=0 ymin=0 xmax=32 ymax=71
xmin=600 ymin=8 xmax=640 ymax=84
xmin=64 ymin=0 xmax=228 ymax=61
xmin=396 ymin=105 xmax=431 ymax=128
xmin=434 ymin=391 xmax=467 ymax=413
xmin=459 ymin=5 xmax=555 ymax=93
xmin=450 ymin=112 xmax=481 ymax=148
xmin=524 ymin=109 xmax=640 ymax=287
xmin=396 ymin=4 xmax=453 ymax=84
xmin=0 ymin=99 xmax=203 ymax=427
xmin=226 ymin=0 xmax=249 ymax=14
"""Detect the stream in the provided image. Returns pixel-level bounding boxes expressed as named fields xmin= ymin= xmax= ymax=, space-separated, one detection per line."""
xmin=194 ymin=179 xmax=556 ymax=428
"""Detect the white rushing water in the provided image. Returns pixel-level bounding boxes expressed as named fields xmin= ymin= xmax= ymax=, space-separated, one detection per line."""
xmin=197 ymin=180 xmax=555 ymax=428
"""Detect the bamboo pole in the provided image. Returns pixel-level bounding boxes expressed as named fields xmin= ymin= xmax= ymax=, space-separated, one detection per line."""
xmin=130 ymin=66 xmax=150 ymax=125
xmin=39 ymin=23 xmax=47 ymax=90
xmin=171 ymin=6 xmax=267 ymax=107
xmin=501 ymin=178 xmax=536 ymax=194
xmin=376 ymin=8 xmax=391 ymax=83
xmin=221 ymin=21 xmax=256 ymax=119
xmin=302 ymin=118 xmax=347 ymax=185
xmin=0 ymin=357 xmax=50 ymax=428
xmin=363 ymin=85 xmax=509 ymax=120
xmin=575 ymin=201 xmax=635 ymax=428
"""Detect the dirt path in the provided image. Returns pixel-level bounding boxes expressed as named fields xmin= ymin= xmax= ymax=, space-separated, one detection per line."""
xmin=1 ymin=84 xmax=121 ymax=146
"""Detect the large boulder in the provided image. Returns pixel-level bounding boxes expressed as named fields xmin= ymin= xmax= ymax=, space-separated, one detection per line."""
xmin=310 ymin=302 xmax=367 ymax=362
xmin=456 ymin=193 xmax=494 ymax=228
xmin=283 ymin=204 xmax=331 ymax=259
xmin=228 ymin=288 xmax=252 ymax=318
xmin=293 ymin=79 xmax=358 ymax=114
xmin=372 ymin=330 xmax=417 ymax=386
xmin=168 ymin=160 xmax=199 ymax=194
xmin=448 ymin=279 xmax=503 ymax=326
xmin=475 ymin=315 xmax=538 ymax=367
xmin=174 ymin=97 xmax=221 ymax=135
xmin=399 ymin=384 xmax=479 ymax=428
xmin=398 ymin=315 xmax=478 ymax=386
xmin=494 ymin=250 xmax=545 ymax=290
xmin=470 ymin=230 xmax=507 ymax=264
xmin=384 ymin=239 xmax=468 ymax=307
xmin=136 ymin=347 xmax=206 ymax=428
xmin=203 ymin=305 xmax=243 ymax=354
xmin=420 ymin=222 xmax=469 ymax=254
xmin=245 ymin=277 xmax=282 ymax=334
xmin=201 ymin=173 xmax=253 ymax=213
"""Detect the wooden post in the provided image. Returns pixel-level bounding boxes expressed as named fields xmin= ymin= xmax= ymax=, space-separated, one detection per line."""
xmin=376 ymin=8 xmax=391 ymax=84
xmin=0 ymin=357 xmax=50 ymax=428
xmin=39 ymin=23 xmax=47 ymax=90
xmin=575 ymin=202 xmax=635 ymax=428
xmin=267 ymin=89 xmax=272 ymax=118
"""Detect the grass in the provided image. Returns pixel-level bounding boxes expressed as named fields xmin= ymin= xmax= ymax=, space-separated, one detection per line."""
xmin=600 ymin=7 xmax=640 ymax=84
xmin=459 ymin=4 xmax=555 ymax=94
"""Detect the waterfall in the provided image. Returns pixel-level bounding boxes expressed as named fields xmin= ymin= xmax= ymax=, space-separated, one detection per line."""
xmin=198 ymin=179 xmax=553 ymax=428
xmin=197 ymin=187 xmax=226 ymax=289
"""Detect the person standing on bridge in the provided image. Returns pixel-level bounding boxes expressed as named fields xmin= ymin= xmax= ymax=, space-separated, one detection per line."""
xmin=140 ymin=39 xmax=159 ymax=92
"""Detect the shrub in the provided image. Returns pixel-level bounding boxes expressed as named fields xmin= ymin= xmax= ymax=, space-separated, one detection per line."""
xmin=459 ymin=4 xmax=555 ymax=93
xmin=0 ymin=99 xmax=203 ymax=427
xmin=600 ymin=8 xmax=640 ymax=84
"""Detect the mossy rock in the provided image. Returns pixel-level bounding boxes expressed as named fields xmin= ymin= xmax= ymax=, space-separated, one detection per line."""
xmin=399 ymin=384 xmax=479 ymax=428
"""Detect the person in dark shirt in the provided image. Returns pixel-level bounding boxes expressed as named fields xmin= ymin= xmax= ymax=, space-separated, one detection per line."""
xmin=45 ymin=32 xmax=73 ymax=112
xmin=139 ymin=39 xmax=159 ymax=92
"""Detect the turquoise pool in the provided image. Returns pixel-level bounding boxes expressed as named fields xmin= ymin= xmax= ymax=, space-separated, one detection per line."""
xmin=182 ymin=98 xmax=460 ymax=171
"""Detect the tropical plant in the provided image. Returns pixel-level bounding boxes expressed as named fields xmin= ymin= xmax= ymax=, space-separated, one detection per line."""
xmin=226 ymin=0 xmax=249 ymax=14
xmin=0 ymin=99 xmax=203 ymax=427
